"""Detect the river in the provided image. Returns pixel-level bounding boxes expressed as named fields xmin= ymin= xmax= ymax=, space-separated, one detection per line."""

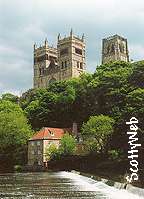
xmin=0 ymin=172 xmax=143 ymax=199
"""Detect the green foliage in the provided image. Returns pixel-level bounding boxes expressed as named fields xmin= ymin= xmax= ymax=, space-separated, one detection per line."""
xmin=0 ymin=100 xmax=22 ymax=113
xmin=0 ymin=100 xmax=33 ymax=164
xmin=1 ymin=93 xmax=19 ymax=103
xmin=1 ymin=60 xmax=144 ymax=165
xmin=14 ymin=165 xmax=22 ymax=172
xmin=82 ymin=115 xmax=115 ymax=153
xmin=15 ymin=60 xmax=144 ymax=159
xmin=129 ymin=61 xmax=144 ymax=88
xmin=0 ymin=112 xmax=32 ymax=148
xmin=59 ymin=133 xmax=76 ymax=156
xmin=45 ymin=144 xmax=60 ymax=160
xmin=108 ymin=149 xmax=122 ymax=160
xmin=45 ymin=133 xmax=76 ymax=160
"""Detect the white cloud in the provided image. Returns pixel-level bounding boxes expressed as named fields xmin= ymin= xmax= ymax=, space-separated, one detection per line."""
xmin=0 ymin=45 xmax=24 ymax=57
xmin=129 ymin=44 xmax=144 ymax=61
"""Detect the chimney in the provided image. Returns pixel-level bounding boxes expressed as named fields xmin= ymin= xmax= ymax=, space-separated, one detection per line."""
xmin=72 ymin=122 xmax=78 ymax=136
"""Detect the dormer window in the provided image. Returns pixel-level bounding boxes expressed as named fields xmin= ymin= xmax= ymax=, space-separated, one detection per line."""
xmin=51 ymin=132 xmax=54 ymax=136
xmin=49 ymin=130 xmax=54 ymax=136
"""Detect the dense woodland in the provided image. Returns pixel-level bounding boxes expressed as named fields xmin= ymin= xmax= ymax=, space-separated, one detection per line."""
xmin=0 ymin=61 xmax=144 ymax=173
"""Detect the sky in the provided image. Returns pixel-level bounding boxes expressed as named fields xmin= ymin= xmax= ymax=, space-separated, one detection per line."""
xmin=0 ymin=0 xmax=144 ymax=96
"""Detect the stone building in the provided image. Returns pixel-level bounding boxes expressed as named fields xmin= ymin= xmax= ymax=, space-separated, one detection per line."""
xmin=33 ymin=30 xmax=86 ymax=88
xmin=102 ymin=34 xmax=129 ymax=64
xmin=28 ymin=127 xmax=68 ymax=166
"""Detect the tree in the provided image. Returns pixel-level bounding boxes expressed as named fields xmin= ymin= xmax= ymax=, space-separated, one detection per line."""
xmin=81 ymin=115 xmax=115 ymax=153
xmin=1 ymin=93 xmax=19 ymax=103
xmin=129 ymin=61 xmax=144 ymax=88
xmin=59 ymin=133 xmax=76 ymax=156
xmin=45 ymin=144 xmax=60 ymax=161
xmin=0 ymin=100 xmax=33 ymax=165
xmin=0 ymin=100 xmax=22 ymax=113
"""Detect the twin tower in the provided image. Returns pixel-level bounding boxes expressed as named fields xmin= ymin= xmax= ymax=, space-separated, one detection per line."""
xmin=33 ymin=31 xmax=129 ymax=88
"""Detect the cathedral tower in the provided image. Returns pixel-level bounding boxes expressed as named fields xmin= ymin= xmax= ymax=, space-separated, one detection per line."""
xmin=102 ymin=34 xmax=129 ymax=64
xmin=33 ymin=39 xmax=58 ymax=88
xmin=57 ymin=29 xmax=86 ymax=81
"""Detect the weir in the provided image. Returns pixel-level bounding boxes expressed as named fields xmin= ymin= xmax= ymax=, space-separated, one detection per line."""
xmin=0 ymin=171 xmax=143 ymax=199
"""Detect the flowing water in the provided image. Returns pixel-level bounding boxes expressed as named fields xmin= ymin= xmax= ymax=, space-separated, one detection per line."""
xmin=0 ymin=171 xmax=143 ymax=199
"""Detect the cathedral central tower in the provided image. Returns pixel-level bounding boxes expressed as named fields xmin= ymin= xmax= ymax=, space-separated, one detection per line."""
xmin=57 ymin=29 xmax=86 ymax=81
xmin=102 ymin=34 xmax=129 ymax=64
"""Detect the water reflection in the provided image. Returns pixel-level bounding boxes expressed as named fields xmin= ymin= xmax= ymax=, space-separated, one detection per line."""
xmin=0 ymin=172 xmax=143 ymax=199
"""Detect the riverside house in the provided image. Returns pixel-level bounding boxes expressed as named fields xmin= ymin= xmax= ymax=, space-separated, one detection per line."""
xmin=28 ymin=127 xmax=70 ymax=167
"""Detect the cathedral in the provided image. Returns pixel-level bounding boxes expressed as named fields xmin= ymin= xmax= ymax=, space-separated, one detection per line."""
xmin=33 ymin=31 xmax=129 ymax=88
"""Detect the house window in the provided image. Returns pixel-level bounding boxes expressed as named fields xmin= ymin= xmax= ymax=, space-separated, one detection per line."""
xmin=51 ymin=132 xmax=54 ymax=136
xmin=31 ymin=142 xmax=34 ymax=146
xmin=37 ymin=141 xmax=41 ymax=146
xmin=38 ymin=150 xmax=41 ymax=155
xmin=49 ymin=141 xmax=55 ymax=146
xmin=38 ymin=161 xmax=41 ymax=165
xmin=31 ymin=150 xmax=35 ymax=155
xmin=49 ymin=131 xmax=54 ymax=136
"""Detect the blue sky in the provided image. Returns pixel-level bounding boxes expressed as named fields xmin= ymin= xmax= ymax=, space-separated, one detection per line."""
xmin=0 ymin=0 xmax=144 ymax=95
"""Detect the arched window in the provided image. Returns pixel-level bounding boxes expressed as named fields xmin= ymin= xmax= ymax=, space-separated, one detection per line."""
xmin=119 ymin=44 xmax=125 ymax=53
xmin=39 ymin=68 xmax=42 ymax=76
xmin=61 ymin=61 xmax=64 ymax=69
xmin=111 ymin=44 xmax=115 ymax=53
xmin=80 ymin=62 xmax=83 ymax=69
xmin=77 ymin=61 xmax=79 ymax=68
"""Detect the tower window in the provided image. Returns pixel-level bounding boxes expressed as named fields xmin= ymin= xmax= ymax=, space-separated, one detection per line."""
xmin=75 ymin=48 xmax=82 ymax=55
xmin=60 ymin=48 xmax=68 ymax=56
xmin=65 ymin=61 xmax=67 ymax=67
xmin=49 ymin=55 xmax=57 ymax=62
xmin=61 ymin=61 xmax=64 ymax=69
xmin=45 ymin=54 xmax=48 ymax=60
xmin=119 ymin=44 xmax=125 ymax=53
xmin=39 ymin=68 xmax=45 ymax=76
xmin=37 ymin=55 xmax=47 ymax=62
xmin=80 ymin=62 xmax=83 ymax=69
xmin=39 ymin=68 xmax=42 ymax=75
xmin=77 ymin=62 xmax=79 ymax=68
xmin=111 ymin=44 xmax=115 ymax=53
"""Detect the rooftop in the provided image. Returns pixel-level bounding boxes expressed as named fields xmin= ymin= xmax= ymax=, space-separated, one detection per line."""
xmin=29 ymin=127 xmax=71 ymax=141
xmin=103 ymin=34 xmax=126 ymax=41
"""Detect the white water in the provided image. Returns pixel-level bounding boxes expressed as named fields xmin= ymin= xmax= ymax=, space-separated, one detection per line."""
xmin=59 ymin=171 xmax=144 ymax=199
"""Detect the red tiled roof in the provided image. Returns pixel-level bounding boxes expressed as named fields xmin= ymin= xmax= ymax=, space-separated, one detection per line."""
xmin=29 ymin=127 xmax=71 ymax=141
